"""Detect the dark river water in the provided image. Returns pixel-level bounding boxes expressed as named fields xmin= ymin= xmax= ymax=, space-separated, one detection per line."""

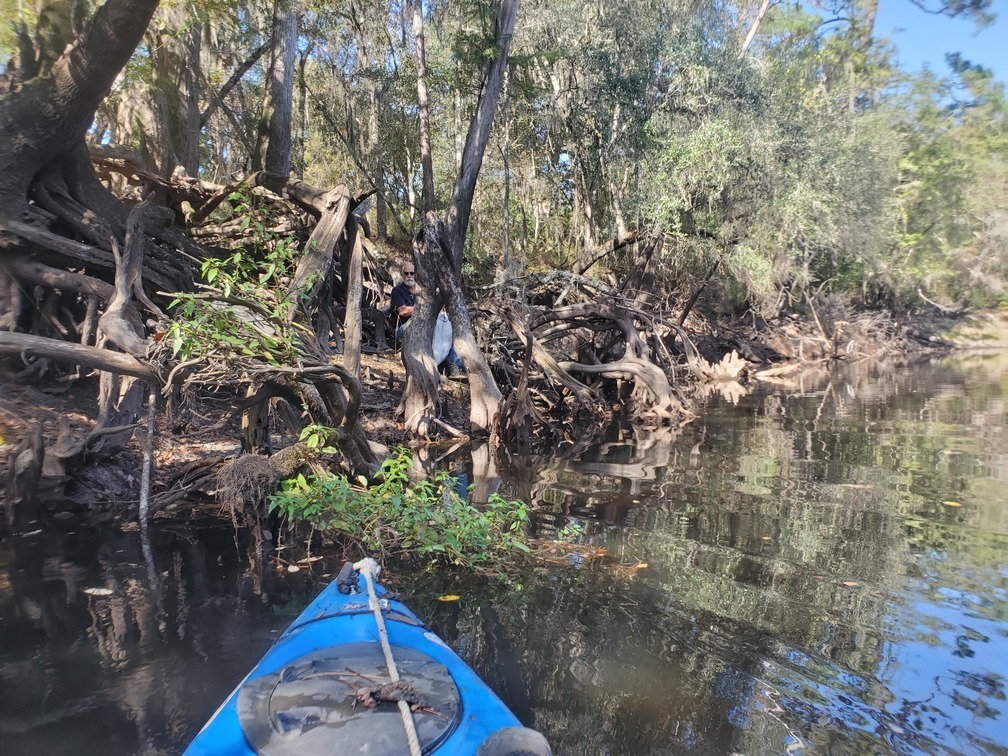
xmin=2 ymin=356 xmax=1006 ymax=754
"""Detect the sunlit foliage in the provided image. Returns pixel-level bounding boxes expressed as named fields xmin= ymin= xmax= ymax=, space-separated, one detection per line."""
xmin=79 ymin=0 xmax=1008 ymax=314
xmin=269 ymin=447 xmax=532 ymax=569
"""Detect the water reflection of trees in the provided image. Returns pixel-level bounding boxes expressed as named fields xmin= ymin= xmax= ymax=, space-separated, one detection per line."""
xmin=467 ymin=358 xmax=1008 ymax=753
xmin=414 ymin=563 xmax=809 ymax=752
xmin=0 ymin=527 xmax=300 ymax=754
xmin=500 ymin=422 xmax=689 ymax=530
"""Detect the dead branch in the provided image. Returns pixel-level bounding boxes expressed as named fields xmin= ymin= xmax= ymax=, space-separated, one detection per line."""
xmin=0 ymin=257 xmax=115 ymax=300
xmin=0 ymin=331 xmax=156 ymax=379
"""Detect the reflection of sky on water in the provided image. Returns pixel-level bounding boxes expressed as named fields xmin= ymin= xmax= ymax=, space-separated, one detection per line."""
xmin=742 ymin=366 xmax=1006 ymax=752
xmin=742 ymin=562 xmax=1008 ymax=753
xmin=879 ymin=581 xmax=1007 ymax=753
xmin=755 ymin=370 xmax=1004 ymax=752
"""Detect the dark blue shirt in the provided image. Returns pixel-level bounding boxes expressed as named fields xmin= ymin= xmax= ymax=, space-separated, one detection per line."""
xmin=391 ymin=283 xmax=415 ymax=329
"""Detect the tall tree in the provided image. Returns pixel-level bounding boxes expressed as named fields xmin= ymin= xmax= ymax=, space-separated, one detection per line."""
xmin=151 ymin=3 xmax=201 ymax=177
xmin=887 ymin=57 xmax=1007 ymax=307
xmin=100 ymin=2 xmax=202 ymax=183
xmin=412 ymin=0 xmax=435 ymax=212
xmin=401 ymin=0 xmax=518 ymax=437
xmin=0 ymin=0 xmax=185 ymax=470
xmin=255 ymin=0 xmax=299 ymax=175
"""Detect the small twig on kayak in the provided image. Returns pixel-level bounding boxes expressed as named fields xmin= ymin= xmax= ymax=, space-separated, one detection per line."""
xmin=353 ymin=681 xmax=432 ymax=710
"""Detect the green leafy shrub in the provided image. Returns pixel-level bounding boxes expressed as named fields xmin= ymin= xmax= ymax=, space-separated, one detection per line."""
xmin=165 ymin=189 xmax=305 ymax=364
xmin=268 ymin=448 xmax=531 ymax=569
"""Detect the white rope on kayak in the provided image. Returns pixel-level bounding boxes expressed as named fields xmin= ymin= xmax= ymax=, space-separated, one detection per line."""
xmin=353 ymin=557 xmax=422 ymax=756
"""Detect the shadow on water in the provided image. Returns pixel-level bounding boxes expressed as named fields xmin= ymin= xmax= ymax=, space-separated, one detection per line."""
xmin=2 ymin=354 xmax=1007 ymax=754
xmin=0 ymin=525 xmax=319 ymax=755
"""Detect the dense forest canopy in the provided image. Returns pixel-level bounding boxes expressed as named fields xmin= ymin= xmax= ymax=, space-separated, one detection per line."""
xmin=2 ymin=0 xmax=1002 ymax=308
xmin=0 ymin=0 xmax=1005 ymax=501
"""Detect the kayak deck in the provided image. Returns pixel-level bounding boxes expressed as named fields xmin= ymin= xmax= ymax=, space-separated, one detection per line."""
xmin=186 ymin=566 xmax=548 ymax=755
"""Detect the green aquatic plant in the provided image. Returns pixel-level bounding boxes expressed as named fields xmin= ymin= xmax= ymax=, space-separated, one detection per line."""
xmin=268 ymin=447 xmax=531 ymax=569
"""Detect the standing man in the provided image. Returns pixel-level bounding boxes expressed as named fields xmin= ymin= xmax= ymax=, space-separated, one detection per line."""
xmin=390 ymin=262 xmax=465 ymax=379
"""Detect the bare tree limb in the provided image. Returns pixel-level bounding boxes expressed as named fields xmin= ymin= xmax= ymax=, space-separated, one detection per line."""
xmin=200 ymin=41 xmax=270 ymax=126
xmin=0 ymin=256 xmax=115 ymax=300
xmin=0 ymin=331 xmax=156 ymax=379
xmin=739 ymin=0 xmax=774 ymax=59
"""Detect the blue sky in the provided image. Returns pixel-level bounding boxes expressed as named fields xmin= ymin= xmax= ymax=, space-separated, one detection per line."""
xmin=874 ymin=1 xmax=1007 ymax=83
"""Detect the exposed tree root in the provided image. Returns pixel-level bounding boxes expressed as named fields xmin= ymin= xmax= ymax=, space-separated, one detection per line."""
xmin=2 ymin=142 xmax=384 ymax=518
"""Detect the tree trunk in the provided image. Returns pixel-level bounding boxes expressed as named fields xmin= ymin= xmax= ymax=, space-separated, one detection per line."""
xmin=412 ymin=0 xmax=435 ymax=212
xmin=401 ymin=216 xmax=445 ymax=437
xmin=573 ymin=161 xmax=597 ymax=263
xmin=0 ymin=0 xmax=162 ymax=217
xmin=441 ymin=257 xmax=502 ymax=434
xmin=152 ymin=5 xmax=201 ymax=177
xmin=367 ymin=78 xmax=388 ymax=239
xmin=499 ymin=78 xmax=512 ymax=285
xmin=442 ymin=0 xmax=517 ymax=433
xmin=254 ymin=0 xmax=298 ymax=176
xmin=400 ymin=0 xmax=518 ymax=438
xmin=293 ymin=49 xmax=307 ymax=178
xmin=444 ymin=0 xmax=519 ymax=267
xmin=738 ymin=0 xmax=772 ymax=59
